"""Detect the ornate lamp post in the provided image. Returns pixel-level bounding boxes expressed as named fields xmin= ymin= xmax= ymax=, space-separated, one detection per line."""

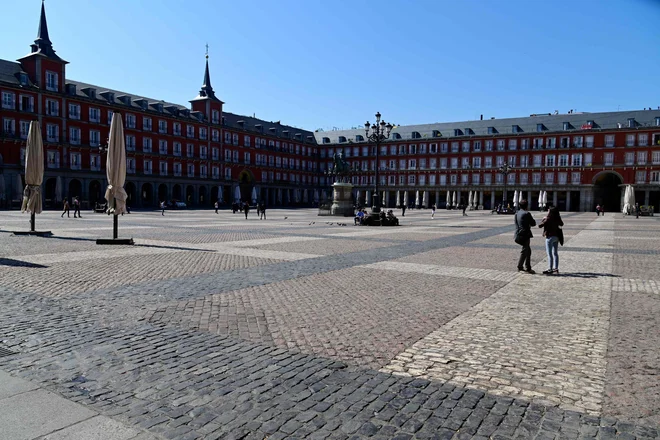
xmin=365 ymin=112 xmax=393 ymax=215
xmin=498 ymin=163 xmax=513 ymax=205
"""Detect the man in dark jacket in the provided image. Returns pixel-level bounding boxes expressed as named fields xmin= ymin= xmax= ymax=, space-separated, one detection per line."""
xmin=515 ymin=199 xmax=536 ymax=273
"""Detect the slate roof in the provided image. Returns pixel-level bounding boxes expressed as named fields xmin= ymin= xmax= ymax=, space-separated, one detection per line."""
xmin=314 ymin=110 xmax=660 ymax=145
xmin=0 ymin=60 xmax=34 ymax=88
xmin=222 ymin=112 xmax=317 ymax=144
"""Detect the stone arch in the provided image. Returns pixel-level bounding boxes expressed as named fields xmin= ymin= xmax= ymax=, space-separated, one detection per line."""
xmin=68 ymin=179 xmax=82 ymax=202
xmin=158 ymin=183 xmax=168 ymax=204
xmin=172 ymin=184 xmax=182 ymax=201
xmin=593 ymin=171 xmax=623 ymax=213
xmin=199 ymin=186 xmax=208 ymax=206
xmin=125 ymin=182 xmax=136 ymax=206
xmin=141 ymin=182 xmax=153 ymax=207
xmin=89 ymin=180 xmax=103 ymax=207
xmin=186 ymin=185 xmax=195 ymax=205
xmin=44 ymin=177 xmax=57 ymax=209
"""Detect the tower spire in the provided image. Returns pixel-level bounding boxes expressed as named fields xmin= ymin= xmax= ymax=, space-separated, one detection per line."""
xmin=25 ymin=0 xmax=65 ymax=61
xmin=193 ymin=44 xmax=219 ymax=101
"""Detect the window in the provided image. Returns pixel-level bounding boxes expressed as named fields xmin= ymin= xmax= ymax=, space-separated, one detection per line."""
xmin=70 ymin=152 xmax=81 ymax=170
xmin=47 ymin=151 xmax=59 ymax=168
xmin=244 ymin=152 xmax=250 ymax=164
xmin=46 ymin=99 xmax=59 ymax=116
xmin=521 ymin=139 xmax=529 ymax=150
xmin=571 ymin=172 xmax=581 ymax=184
xmin=497 ymin=140 xmax=505 ymax=151
xmin=625 ymin=152 xmax=634 ymax=165
xmin=558 ymin=172 xmax=567 ymax=184
xmin=628 ymin=118 xmax=636 ymax=128
xmin=1 ymin=92 xmax=14 ymax=109
xmin=508 ymin=139 xmax=517 ymax=150
xmin=200 ymin=145 xmax=207 ymax=159
xmin=173 ymin=142 xmax=181 ymax=156
xmin=519 ymin=155 xmax=529 ymax=167
xmin=461 ymin=157 xmax=470 ymax=169
xmin=571 ymin=153 xmax=582 ymax=167
xmin=573 ymin=136 xmax=583 ymax=148
xmin=200 ymin=127 xmax=207 ymax=140
xmin=585 ymin=136 xmax=594 ymax=148
xmin=461 ymin=174 xmax=469 ymax=185
xmin=143 ymin=117 xmax=152 ymax=131
xmin=626 ymin=134 xmax=635 ymax=147
xmin=472 ymin=174 xmax=480 ymax=185
xmin=440 ymin=158 xmax=447 ymax=169
xmin=547 ymin=138 xmax=556 ymax=149
xmin=235 ymin=151 xmax=240 ymax=163
xmin=545 ymin=154 xmax=556 ymax=167
xmin=126 ymin=157 xmax=136 ymax=173
xmin=533 ymin=138 xmax=543 ymax=149
xmin=450 ymin=174 xmax=458 ymax=185
xmin=450 ymin=158 xmax=458 ymax=169
xmin=211 ymin=110 xmax=220 ymax=124
xmin=46 ymin=71 xmax=58 ymax=91
xmin=533 ymin=154 xmax=542 ymax=167
xmin=485 ymin=140 xmax=493 ymax=152
xmin=651 ymin=171 xmax=660 ymax=183
xmin=173 ymin=123 xmax=181 ymax=136
xmin=159 ymin=140 xmax=168 ymax=155
xmin=158 ymin=120 xmax=167 ymax=134
xmin=560 ymin=137 xmax=569 ymax=149
xmin=604 ymin=152 xmax=614 ymax=166
xmin=126 ymin=114 xmax=136 ymax=129
xmin=462 ymin=141 xmax=470 ymax=152
xmin=605 ymin=135 xmax=615 ymax=147
xmin=484 ymin=156 xmax=492 ymax=168
xmin=3 ymin=118 xmax=15 ymax=136
xmin=107 ymin=110 xmax=114 ymax=125
xmin=440 ymin=142 xmax=448 ymax=153
xmin=484 ymin=174 xmax=492 ymax=185
xmin=584 ymin=153 xmax=593 ymax=166
xmin=159 ymin=161 xmax=168 ymax=176
xmin=563 ymin=122 xmax=570 ymax=131
xmin=545 ymin=172 xmax=554 ymax=184
xmin=90 ymin=154 xmax=100 ymax=171
xmin=520 ymin=173 xmax=528 ymax=184
xmin=89 ymin=108 xmax=100 ymax=123
xmin=46 ymin=124 xmax=59 ymax=142
xmin=19 ymin=95 xmax=34 ymax=112
xmin=20 ymin=120 xmax=29 ymax=139
xmin=187 ymin=144 xmax=194 ymax=158
xmin=187 ymin=125 xmax=195 ymax=138
xmin=488 ymin=127 xmax=496 ymax=134
xmin=200 ymin=165 xmax=207 ymax=178
xmin=211 ymin=129 xmax=219 ymax=142
xmin=536 ymin=124 xmax=545 ymax=132
xmin=143 ymin=137 xmax=152 ymax=153
xmin=451 ymin=142 xmax=459 ymax=153
xmin=439 ymin=174 xmax=447 ymax=185
xmin=508 ymin=156 xmax=516 ymax=167
xmin=187 ymin=163 xmax=195 ymax=177
xmin=409 ymin=159 xmax=417 ymax=170
xmin=637 ymin=151 xmax=647 ymax=165
xmin=636 ymin=170 xmax=646 ymax=183
xmin=558 ymin=154 xmax=568 ymax=167
xmin=144 ymin=159 xmax=152 ymax=175
xmin=532 ymin=173 xmax=541 ymax=184
xmin=496 ymin=156 xmax=505 ymax=167
xmin=653 ymin=151 xmax=660 ymax=164
xmin=496 ymin=173 xmax=504 ymax=184
xmin=473 ymin=157 xmax=481 ymax=168
xmin=173 ymin=162 xmax=182 ymax=176
xmin=69 ymin=103 xmax=80 ymax=119
xmin=90 ymin=130 xmax=100 ymax=147
xmin=473 ymin=141 xmax=481 ymax=152
xmin=212 ymin=147 xmax=219 ymax=160
xmin=638 ymin=134 xmax=648 ymax=146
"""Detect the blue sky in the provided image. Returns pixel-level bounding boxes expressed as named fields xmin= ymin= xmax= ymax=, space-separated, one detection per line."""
xmin=2 ymin=0 xmax=659 ymax=131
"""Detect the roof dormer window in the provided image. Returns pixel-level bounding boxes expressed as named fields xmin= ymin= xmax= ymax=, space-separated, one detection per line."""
xmin=412 ymin=131 xmax=421 ymax=139
xmin=465 ymin=128 xmax=473 ymax=135
xmin=338 ymin=136 xmax=347 ymax=143
xmin=536 ymin=123 xmax=545 ymax=132
xmin=322 ymin=137 xmax=330 ymax=144
xmin=433 ymin=130 xmax=442 ymax=137
xmin=453 ymin=129 xmax=463 ymax=136
xmin=66 ymin=84 xmax=77 ymax=95
xmin=488 ymin=127 xmax=497 ymax=134
xmin=563 ymin=122 xmax=571 ymax=130
xmin=392 ymin=132 xmax=401 ymax=140
xmin=157 ymin=103 xmax=163 ymax=112
xmin=282 ymin=130 xmax=289 ymax=138
xmin=628 ymin=118 xmax=636 ymax=128
xmin=512 ymin=125 xmax=520 ymax=133
xmin=19 ymin=73 xmax=28 ymax=86
xmin=254 ymin=124 xmax=262 ymax=132
xmin=355 ymin=134 xmax=364 ymax=142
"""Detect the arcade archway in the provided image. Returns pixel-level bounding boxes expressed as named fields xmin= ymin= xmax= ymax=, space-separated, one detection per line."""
xmin=158 ymin=184 xmax=168 ymax=203
xmin=593 ymin=171 xmax=623 ymax=213
xmin=89 ymin=180 xmax=102 ymax=207
xmin=141 ymin=183 xmax=153 ymax=207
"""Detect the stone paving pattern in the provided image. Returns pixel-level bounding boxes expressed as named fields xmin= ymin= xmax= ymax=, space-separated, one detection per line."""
xmin=1 ymin=207 xmax=660 ymax=438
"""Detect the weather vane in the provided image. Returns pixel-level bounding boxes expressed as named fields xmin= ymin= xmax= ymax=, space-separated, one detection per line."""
xmin=205 ymin=43 xmax=209 ymax=59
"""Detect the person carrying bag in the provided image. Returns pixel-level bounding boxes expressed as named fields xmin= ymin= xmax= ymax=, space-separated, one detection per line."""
xmin=514 ymin=199 xmax=536 ymax=273
xmin=539 ymin=206 xmax=564 ymax=275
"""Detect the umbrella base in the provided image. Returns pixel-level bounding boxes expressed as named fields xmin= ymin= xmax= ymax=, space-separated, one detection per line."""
xmin=13 ymin=231 xmax=53 ymax=237
xmin=96 ymin=238 xmax=134 ymax=245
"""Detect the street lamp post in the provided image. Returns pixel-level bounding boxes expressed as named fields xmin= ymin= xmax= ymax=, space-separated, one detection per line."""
xmin=498 ymin=163 xmax=513 ymax=206
xmin=365 ymin=112 xmax=393 ymax=217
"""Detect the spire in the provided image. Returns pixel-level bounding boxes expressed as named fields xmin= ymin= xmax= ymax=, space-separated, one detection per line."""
xmin=23 ymin=0 xmax=66 ymax=62
xmin=192 ymin=45 xmax=220 ymax=102
xmin=36 ymin=0 xmax=51 ymax=46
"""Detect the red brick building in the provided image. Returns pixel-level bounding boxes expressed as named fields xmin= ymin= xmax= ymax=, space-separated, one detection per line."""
xmin=2 ymin=3 xmax=659 ymax=212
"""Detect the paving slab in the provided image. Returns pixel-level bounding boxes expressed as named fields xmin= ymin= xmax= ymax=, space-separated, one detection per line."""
xmin=40 ymin=415 xmax=141 ymax=440
xmin=0 ymin=369 xmax=39 ymax=399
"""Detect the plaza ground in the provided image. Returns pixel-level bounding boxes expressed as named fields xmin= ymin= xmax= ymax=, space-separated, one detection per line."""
xmin=0 ymin=207 xmax=659 ymax=439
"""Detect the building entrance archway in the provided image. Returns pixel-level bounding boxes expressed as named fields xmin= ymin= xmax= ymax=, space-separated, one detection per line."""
xmin=89 ymin=180 xmax=102 ymax=207
xmin=593 ymin=171 xmax=623 ymax=213
xmin=238 ymin=169 xmax=254 ymax=203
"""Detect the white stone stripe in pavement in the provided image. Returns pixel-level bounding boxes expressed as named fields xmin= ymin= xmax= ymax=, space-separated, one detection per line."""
xmin=612 ymin=278 xmax=660 ymax=295
xmin=358 ymin=261 xmax=518 ymax=283
xmin=382 ymin=220 xmax=613 ymax=415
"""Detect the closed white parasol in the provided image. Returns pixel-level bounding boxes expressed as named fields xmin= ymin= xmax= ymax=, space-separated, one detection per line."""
xmin=21 ymin=121 xmax=44 ymax=215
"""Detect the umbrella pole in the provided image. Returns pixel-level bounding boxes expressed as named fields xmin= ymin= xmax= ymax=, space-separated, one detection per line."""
xmin=113 ymin=199 xmax=118 ymax=239
xmin=30 ymin=212 xmax=35 ymax=232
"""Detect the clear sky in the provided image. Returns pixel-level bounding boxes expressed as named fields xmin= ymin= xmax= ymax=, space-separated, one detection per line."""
xmin=2 ymin=0 xmax=659 ymax=131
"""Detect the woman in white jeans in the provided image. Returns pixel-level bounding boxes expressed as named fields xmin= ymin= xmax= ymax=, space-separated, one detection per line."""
xmin=539 ymin=206 xmax=564 ymax=274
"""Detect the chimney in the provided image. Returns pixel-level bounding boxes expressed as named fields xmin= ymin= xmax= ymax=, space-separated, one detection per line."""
xmin=480 ymin=114 xmax=483 ymax=121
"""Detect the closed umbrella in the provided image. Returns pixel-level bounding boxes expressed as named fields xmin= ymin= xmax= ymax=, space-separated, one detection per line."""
xmin=366 ymin=190 xmax=371 ymax=206
xmin=251 ymin=187 xmax=257 ymax=204
xmin=356 ymin=190 xmax=361 ymax=205
xmin=277 ymin=188 xmax=282 ymax=204
xmin=382 ymin=191 xmax=386 ymax=207
xmin=415 ymin=190 xmax=420 ymax=207
xmin=453 ymin=191 xmax=458 ymax=206
xmin=21 ymin=121 xmax=44 ymax=233
xmin=542 ymin=191 xmax=548 ymax=208
xmin=403 ymin=191 xmax=408 ymax=207
xmin=537 ymin=191 xmax=543 ymax=209
xmin=423 ymin=190 xmax=428 ymax=208
xmin=234 ymin=186 xmax=241 ymax=202
xmin=395 ymin=190 xmax=401 ymax=207
xmin=623 ymin=185 xmax=635 ymax=215
xmin=446 ymin=190 xmax=451 ymax=207
xmin=98 ymin=113 xmax=131 ymax=244
xmin=512 ymin=190 xmax=518 ymax=208
xmin=468 ymin=191 xmax=474 ymax=208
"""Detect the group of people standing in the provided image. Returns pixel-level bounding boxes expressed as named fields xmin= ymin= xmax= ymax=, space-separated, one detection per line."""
xmin=514 ymin=199 xmax=564 ymax=275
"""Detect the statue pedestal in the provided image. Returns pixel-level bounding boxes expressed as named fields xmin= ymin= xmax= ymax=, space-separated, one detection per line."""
xmin=330 ymin=182 xmax=354 ymax=217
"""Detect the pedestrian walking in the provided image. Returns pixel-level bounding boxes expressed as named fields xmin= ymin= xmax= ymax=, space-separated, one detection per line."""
xmin=514 ymin=199 xmax=536 ymax=274
xmin=214 ymin=201 xmax=219 ymax=214
xmin=244 ymin=201 xmax=250 ymax=219
xmin=61 ymin=199 xmax=70 ymax=218
xmin=160 ymin=200 xmax=165 ymax=216
xmin=401 ymin=205 xmax=406 ymax=217
xmin=73 ymin=197 xmax=82 ymax=218
xmin=539 ymin=206 xmax=564 ymax=275
xmin=635 ymin=202 xmax=641 ymax=219
xmin=431 ymin=203 xmax=436 ymax=218
xmin=595 ymin=204 xmax=601 ymax=216
xmin=259 ymin=201 xmax=266 ymax=220
xmin=462 ymin=204 xmax=467 ymax=216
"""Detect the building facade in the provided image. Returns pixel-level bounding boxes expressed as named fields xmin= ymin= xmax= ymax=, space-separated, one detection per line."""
xmin=1 ymin=3 xmax=659 ymax=212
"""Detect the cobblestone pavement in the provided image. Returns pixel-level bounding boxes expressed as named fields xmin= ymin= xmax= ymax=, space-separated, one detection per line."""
xmin=1 ymin=208 xmax=660 ymax=438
